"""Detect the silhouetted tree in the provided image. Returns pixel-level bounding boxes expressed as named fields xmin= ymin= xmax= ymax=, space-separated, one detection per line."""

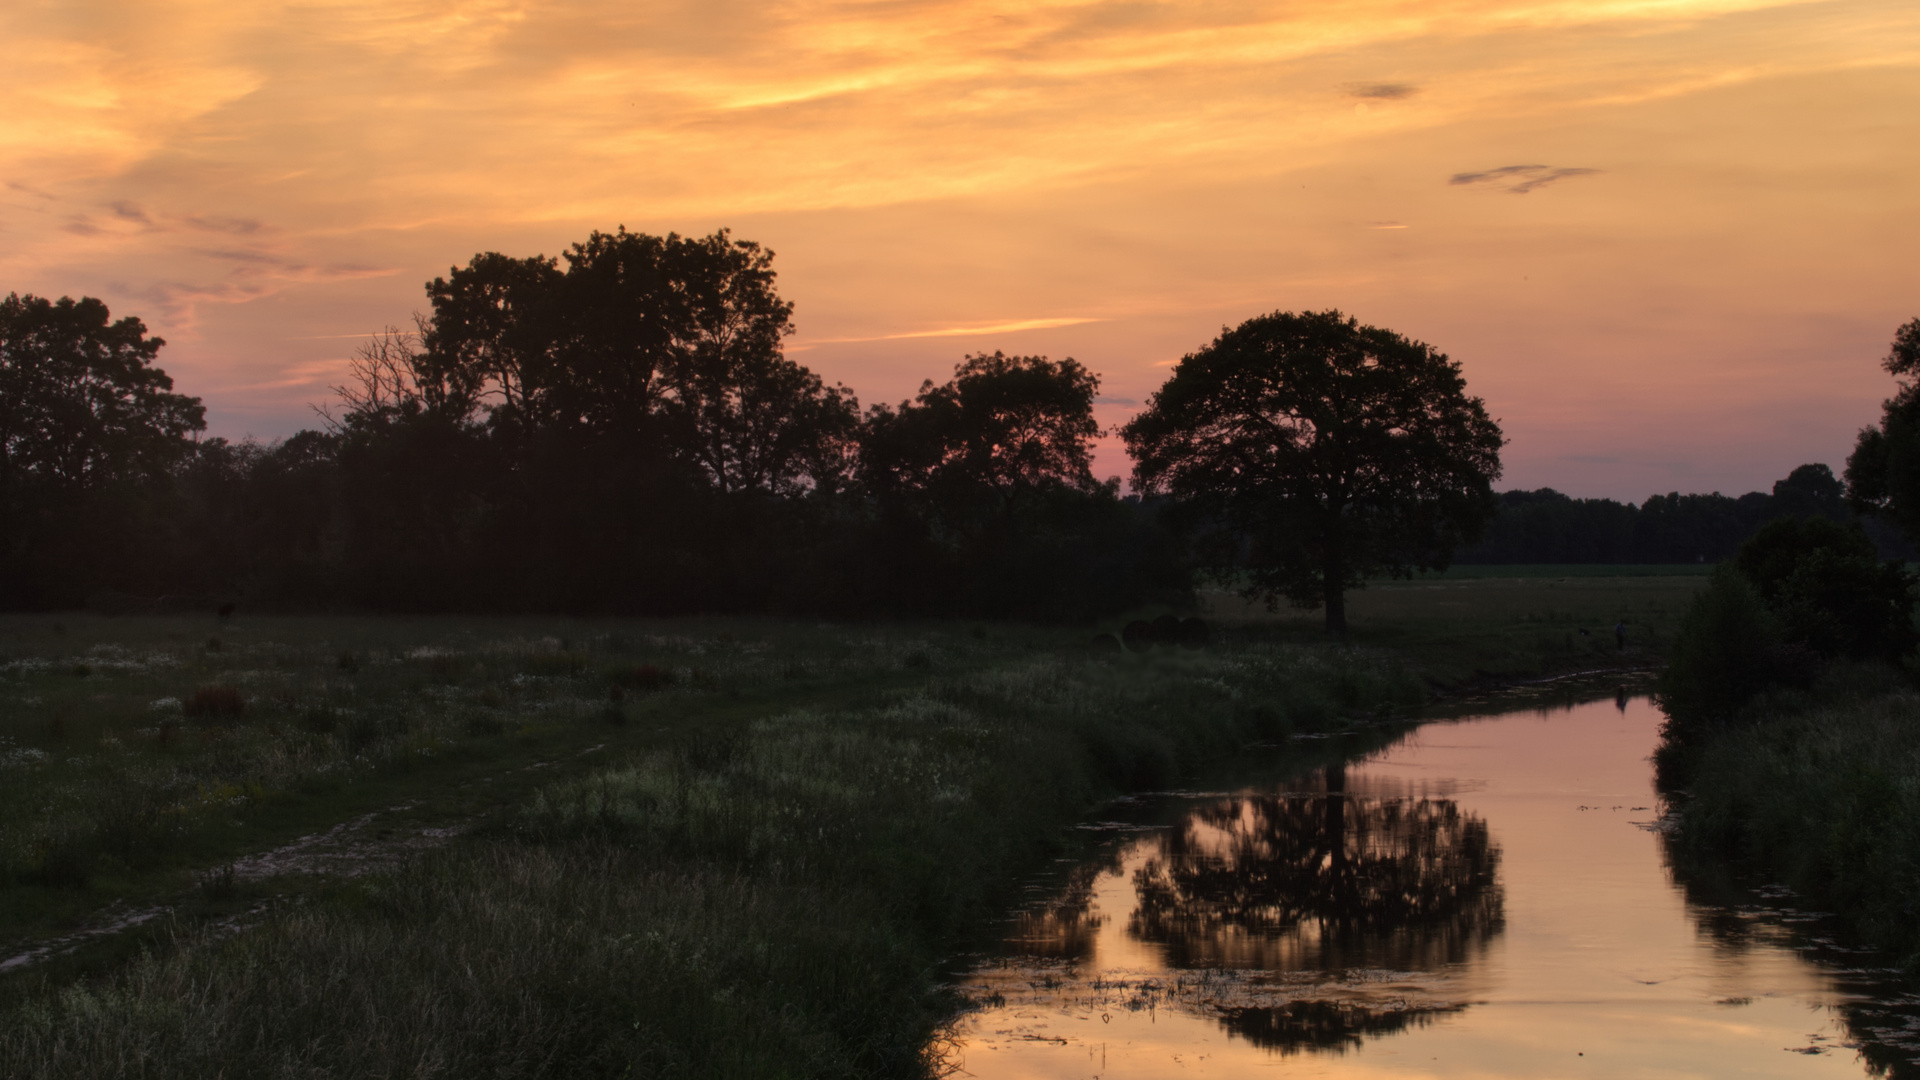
xmin=853 ymin=352 xmax=1174 ymax=617
xmin=1457 ymin=464 xmax=1905 ymax=565
xmin=420 ymin=228 xmax=856 ymax=494
xmin=1846 ymin=318 xmax=1920 ymax=540
xmin=859 ymin=351 xmax=1103 ymax=530
xmin=1123 ymin=311 xmax=1504 ymax=632
xmin=0 ymin=293 xmax=204 ymax=497
xmin=1733 ymin=517 xmax=1916 ymax=662
xmin=0 ymin=294 xmax=204 ymax=606
xmin=1770 ymin=463 xmax=1848 ymax=523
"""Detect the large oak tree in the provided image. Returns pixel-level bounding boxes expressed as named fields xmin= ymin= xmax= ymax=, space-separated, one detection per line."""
xmin=1123 ymin=310 xmax=1504 ymax=633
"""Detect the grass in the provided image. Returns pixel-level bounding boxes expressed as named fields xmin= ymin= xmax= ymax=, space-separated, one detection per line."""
xmin=0 ymin=581 xmax=1691 ymax=1078
xmin=1202 ymin=571 xmax=1707 ymax=686
xmin=1663 ymin=664 xmax=1920 ymax=968
xmin=1395 ymin=563 xmax=1713 ymax=579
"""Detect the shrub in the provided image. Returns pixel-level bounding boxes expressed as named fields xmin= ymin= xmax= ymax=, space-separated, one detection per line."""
xmin=1655 ymin=567 xmax=1788 ymax=741
xmin=606 ymin=662 xmax=675 ymax=691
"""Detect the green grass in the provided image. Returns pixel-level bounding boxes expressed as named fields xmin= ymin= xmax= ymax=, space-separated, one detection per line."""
xmin=0 ymin=580 xmax=1690 ymax=1078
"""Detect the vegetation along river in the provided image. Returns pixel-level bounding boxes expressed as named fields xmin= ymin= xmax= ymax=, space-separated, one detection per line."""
xmin=943 ymin=694 xmax=1920 ymax=1078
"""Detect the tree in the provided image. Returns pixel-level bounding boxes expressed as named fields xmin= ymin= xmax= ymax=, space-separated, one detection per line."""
xmin=1123 ymin=310 xmax=1504 ymax=633
xmin=418 ymin=228 xmax=856 ymax=494
xmin=0 ymin=294 xmax=205 ymax=605
xmin=0 ymin=293 xmax=204 ymax=499
xmin=1770 ymin=463 xmax=1848 ymax=523
xmin=858 ymin=351 xmax=1104 ymax=535
xmin=852 ymin=352 xmax=1163 ymax=618
xmin=1733 ymin=516 xmax=1915 ymax=661
xmin=1846 ymin=317 xmax=1920 ymax=539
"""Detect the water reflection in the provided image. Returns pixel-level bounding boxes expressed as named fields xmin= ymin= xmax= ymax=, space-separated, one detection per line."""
xmin=953 ymin=695 xmax=1908 ymax=1078
xmin=1131 ymin=765 xmax=1501 ymax=973
xmin=1662 ymin=842 xmax=1920 ymax=1077
xmin=984 ymin=762 xmax=1503 ymax=1061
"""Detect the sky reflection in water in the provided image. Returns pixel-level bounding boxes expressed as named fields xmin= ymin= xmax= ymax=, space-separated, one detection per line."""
xmin=950 ymin=696 xmax=1912 ymax=1078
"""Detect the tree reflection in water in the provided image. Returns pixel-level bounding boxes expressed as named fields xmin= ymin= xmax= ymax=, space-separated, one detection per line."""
xmin=1133 ymin=764 xmax=1503 ymax=972
xmin=1000 ymin=764 xmax=1503 ymax=1055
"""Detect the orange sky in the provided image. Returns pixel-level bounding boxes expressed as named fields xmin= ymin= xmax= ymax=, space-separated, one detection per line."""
xmin=3 ymin=0 xmax=1917 ymax=500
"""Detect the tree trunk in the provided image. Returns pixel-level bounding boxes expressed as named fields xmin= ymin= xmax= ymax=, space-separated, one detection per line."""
xmin=1323 ymin=546 xmax=1347 ymax=636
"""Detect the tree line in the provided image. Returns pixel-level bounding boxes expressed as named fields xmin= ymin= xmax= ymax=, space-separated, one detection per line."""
xmin=0 ymin=228 xmax=1513 ymax=627
xmin=1456 ymin=463 xmax=1914 ymax=565
xmin=1 ymin=233 xmax=1179 ymax=618
xmin=5 ymin=223 xmax=1908 ymax=627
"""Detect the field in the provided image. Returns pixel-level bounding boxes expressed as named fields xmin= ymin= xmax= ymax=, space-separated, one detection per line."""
xmin=1203 ymin=569 xmax=1708 ymax=682
xmin=0 ymin=573 xmax=1705 ymax=1078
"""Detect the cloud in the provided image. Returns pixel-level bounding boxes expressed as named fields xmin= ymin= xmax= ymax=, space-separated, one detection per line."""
xmin=199 ymin=247 xmax=291 ymax=265
xmin=793 ymin=316 xmax=1103 ymax=346
xmin=111 ymin=201 xmax=155 ymax=226
xmin=187 ymin=215 xmax=264 ymax=235
xmin=1449 ymin=165 xmax=1600 ymax=194
xmin=1348 ymin=82 xmax=1417 ymax=99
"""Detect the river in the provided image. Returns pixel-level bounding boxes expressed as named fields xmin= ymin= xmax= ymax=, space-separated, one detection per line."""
xmin=944 ymin=693 xmax=1920 ymax=1078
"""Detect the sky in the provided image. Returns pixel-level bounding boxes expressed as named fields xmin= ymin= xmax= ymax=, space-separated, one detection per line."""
xmin=2 ymin=0 xmax=1917 ymax=502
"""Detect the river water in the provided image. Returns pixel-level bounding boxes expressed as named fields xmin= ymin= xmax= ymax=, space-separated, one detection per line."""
xmin=945 ymin=694 xmax=1920 ymax=1079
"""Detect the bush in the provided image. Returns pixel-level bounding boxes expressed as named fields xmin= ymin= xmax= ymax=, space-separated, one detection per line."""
xmin=183 ymin=685 xmax=246 ymax=719
xmin=1655 ymin=567 xmax=1790 ymax=748
xmin=1657 ymin=520 xmax=1920 ymax=785
xmin=1735 ymin=517 xmax=1917 ymax=661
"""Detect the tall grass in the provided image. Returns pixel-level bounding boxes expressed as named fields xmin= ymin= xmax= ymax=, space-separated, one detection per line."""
xmin=1666 ymin=667 xmax=1920 ymax=966
xmin=0 ymin=620 xmax=1425 ymax=1078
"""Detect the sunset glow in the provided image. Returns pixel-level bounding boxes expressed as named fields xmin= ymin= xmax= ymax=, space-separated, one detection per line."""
xmin=4 ymin=0 xmax=1916 ymax=497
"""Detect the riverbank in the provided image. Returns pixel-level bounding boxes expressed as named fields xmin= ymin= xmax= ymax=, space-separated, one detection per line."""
xmin=1663 ymin=667 xmax=1920 ymax=969
xmin=0 ymin=584 xmax=1700 ymax=1077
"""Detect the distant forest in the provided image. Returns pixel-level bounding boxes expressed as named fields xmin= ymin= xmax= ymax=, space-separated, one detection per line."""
xmin=1456 ymin=464 xmax=1915 ymax=566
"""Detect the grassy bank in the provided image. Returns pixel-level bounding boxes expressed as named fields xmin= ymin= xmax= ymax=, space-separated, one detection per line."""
xmin=0 ymin=612 xmax=1446 ymax=1077
xmin=1663 ymin=667 xmax=1920 ymax=967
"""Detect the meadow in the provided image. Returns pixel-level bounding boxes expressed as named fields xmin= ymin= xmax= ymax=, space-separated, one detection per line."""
xmin=0 ymin=572 xmax=1704 ymax=1078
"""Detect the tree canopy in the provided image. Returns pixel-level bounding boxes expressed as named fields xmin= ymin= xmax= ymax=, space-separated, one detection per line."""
xmin=0 ymin=293 xmax=206 ymax=607
xmin=0 ymin=293 xmax=204 ymax=498
xmin=415 ymin=228 xmax=857 ymax=495
xmin=1733 ymin=516 xmax=1916 ymax=662
xmin=1122 ymin=310 xmax=1504 ymax=632
xmin=1845 ymin=317 xmax=1920 ymax=539
xmin=858 ymin=351 xmax=1105 ymax=534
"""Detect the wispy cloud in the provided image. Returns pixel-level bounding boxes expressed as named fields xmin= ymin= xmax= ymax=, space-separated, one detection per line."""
xmin=1348 ymin=82 xmax=1418 ymax=99
xmin=794 ymin=317 xmax=1103 ymax=347
xmin=1449 ymin=164 xmax=1601 ymax=194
